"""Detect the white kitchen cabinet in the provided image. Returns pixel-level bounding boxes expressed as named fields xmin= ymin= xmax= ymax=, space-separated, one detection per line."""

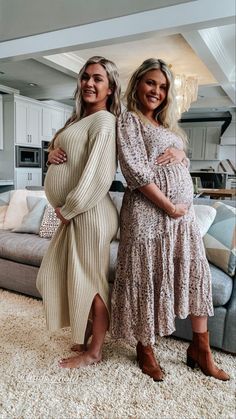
xmin=41 ymin=101 xmax=73 ymax=140
xmin=181 ymin=123 xmax=221 ymax=161
xmin=15 ymin=168 xmax=42 ymax=189
xmin=204 ymin=127 xmax=220 ymax=160
xmin=182 ymin=126 xmax=205 ymax=160
xmin=64 ymin=109 xmax=72 ymax=124
xmin=15 ymin=98 xmax=41 ymax=146
xmin=191 ymin=127 xmax=206 ymax=160
xmin=42 ymin=106 xmax=65 ymax=140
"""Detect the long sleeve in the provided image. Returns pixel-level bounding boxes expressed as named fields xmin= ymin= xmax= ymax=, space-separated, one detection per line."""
xmin=117 ymin=111 xmax=155 ymax=190
xmin=60 ymin=112 xmax=116 ymax=220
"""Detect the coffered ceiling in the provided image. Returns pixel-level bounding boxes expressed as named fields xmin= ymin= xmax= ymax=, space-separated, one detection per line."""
xmin=0 ymin=0 xmax=235 ymax=112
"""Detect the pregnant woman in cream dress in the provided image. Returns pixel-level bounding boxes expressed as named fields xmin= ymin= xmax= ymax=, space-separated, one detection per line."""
xmin=36 ymin=56 xmax=121 ymax=369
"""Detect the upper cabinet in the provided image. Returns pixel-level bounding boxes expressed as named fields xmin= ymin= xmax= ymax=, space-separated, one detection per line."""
xmin=64 ymin=109 xmax=73 ymax=124
xmin=41 ymin=102 xmax=73 ymax=141
xmin=3 ymin=95 xmax=42 ymax=147
xmin=15 ymin=98 xmax=42 ymax=146
xmin=3 ymin=95 xmax=73 ymax=147
xmin=181 ymin=122 xmax=221 ymax=161
xmin=42 ymin=106 xmax=64 ymax=140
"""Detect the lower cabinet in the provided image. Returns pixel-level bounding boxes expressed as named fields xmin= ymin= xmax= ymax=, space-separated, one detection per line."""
xmin=15 ymin=168 xmax=42 ymax=189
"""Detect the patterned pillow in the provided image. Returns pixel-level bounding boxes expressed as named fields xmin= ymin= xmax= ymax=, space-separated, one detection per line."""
xmin=203 ymin=202 xmax=236 ymax=276
xmin=39 ymin=204 xmax=60 ymax=238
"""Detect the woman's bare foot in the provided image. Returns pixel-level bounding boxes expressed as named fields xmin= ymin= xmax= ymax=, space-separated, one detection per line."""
xmin=58 ymin=351 xmax=102 ymax=369
xmin=71 ymin=343 xmax=86 ymax=352
xmin=71 ymin=320 xmax=93 ymax=352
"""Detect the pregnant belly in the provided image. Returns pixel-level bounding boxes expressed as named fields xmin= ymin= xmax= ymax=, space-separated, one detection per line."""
xmin=44 ymin=164 xmax=78 ymax=208
xmin=154 ymin=164 xmax=193 ymax=206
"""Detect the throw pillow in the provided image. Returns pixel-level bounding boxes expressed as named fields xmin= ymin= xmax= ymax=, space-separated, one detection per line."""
xmin=13 ymin=196 xmax=48 ymax=234
xmin=109 ymin=192 xmax=124 ymax=239
xmin=3 ymin=189 xmax=46 ymax=230
xmin=0 ymin=191 xmax=12 ymax=229
xmin=203 ymin=202 xmax=236 ymax=276
xmin=39 ymin=204 xmax=60 ymax=238
xmin=193 ymin=205 xmax=217 ymax=237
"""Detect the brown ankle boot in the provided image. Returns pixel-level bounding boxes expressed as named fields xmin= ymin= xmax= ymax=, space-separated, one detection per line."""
xmin=187 ymin=331 xmax=230 ymax=381
xmin=136 ymin=341 xmax=164 ymax=381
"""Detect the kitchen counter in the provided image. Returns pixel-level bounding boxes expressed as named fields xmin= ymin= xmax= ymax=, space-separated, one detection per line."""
xmin=0 ymin=180 xmax=14 ymax=186
xmin=198 ymin=188 xmax=236 ymax=199
xmin=0 ymin=180 xmax=14 ymax=192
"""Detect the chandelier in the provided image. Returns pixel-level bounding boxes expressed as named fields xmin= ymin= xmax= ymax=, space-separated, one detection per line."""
xmin=174 ymin=74 xmax=198 ymax=117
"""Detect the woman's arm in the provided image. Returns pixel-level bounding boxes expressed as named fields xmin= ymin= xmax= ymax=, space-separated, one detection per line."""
xmin=139 ymin=183 xmax=188 ymax=219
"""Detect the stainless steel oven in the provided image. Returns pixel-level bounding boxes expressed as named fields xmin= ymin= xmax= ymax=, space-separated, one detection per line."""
xmin=15 ymin=146 xmax=41 ymax=168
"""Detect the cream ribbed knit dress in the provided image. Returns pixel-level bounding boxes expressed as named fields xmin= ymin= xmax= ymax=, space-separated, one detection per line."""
xmin=36 ymin=110 xmax=118 ymax=344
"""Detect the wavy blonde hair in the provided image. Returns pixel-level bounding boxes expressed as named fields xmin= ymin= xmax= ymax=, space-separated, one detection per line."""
xmin=125 ymin=58 xmax=187 ymax=146
xmin=49 ymin=56 xmax=121 ymax=150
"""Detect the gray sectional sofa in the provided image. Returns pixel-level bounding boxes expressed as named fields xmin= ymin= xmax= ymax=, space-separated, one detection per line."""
xmin=0 ymin=191 xmax=235 ymax=354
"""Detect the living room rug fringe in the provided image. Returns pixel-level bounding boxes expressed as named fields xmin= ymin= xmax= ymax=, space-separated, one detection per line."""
xmin=0 ymin=289 xmax=235 ymax=419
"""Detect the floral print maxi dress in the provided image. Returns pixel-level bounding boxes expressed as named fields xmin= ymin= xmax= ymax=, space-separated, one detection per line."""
xmin=111 ymin=111 xmax=214 ymax=346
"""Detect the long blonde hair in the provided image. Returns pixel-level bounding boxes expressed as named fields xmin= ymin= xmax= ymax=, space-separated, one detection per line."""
xmin=49 ymin=56 xmax=121 ymax=150
xmin=125 ymin=58 xmax=187 ymax=146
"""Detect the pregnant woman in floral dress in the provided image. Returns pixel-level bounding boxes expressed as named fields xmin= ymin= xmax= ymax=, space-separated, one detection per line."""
xmin=111 ymin=58 xmax=229 ymax=381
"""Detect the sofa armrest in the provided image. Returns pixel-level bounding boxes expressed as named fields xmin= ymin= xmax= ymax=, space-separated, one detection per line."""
xmin=223 ymin=275 xmax=236 ymax=353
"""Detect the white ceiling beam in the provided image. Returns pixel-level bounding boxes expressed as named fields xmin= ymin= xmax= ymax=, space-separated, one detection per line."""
xmin=36 ymin=53 xmax=84 ymax=78
xmin=183 ymin=29 xmax=236 ymax=104
xmin=0 ymin=0 xmax=235 ymax=61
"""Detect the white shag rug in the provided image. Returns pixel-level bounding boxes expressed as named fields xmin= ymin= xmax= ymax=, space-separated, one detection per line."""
xmin=0 ymin=289 xmax=235 ymax=419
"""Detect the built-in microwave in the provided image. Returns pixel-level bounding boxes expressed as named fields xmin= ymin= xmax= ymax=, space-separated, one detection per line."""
xmin=15 ymin=146 xmax=41 ymax=168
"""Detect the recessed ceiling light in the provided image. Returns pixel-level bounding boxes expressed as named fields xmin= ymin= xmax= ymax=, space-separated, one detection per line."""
xmin=28 ymin=82 xmax=38 ymax=87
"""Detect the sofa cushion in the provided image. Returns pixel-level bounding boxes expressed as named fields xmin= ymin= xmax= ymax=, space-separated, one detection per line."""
xmin=3 ymin=189 xmax=46 ymax=230
xmin=204 ymin=202 xmax=236 ymax=276
xmin=109 ymin=240 xmax=119 ymax=283
xmin=0 ymin=229 xmax=50 ymax=267
xmin=209 ymin=263 xmax=233 ymax=307
xmin=13 ymin=196 xmax=48 ymax=234
xmin=109 ymin=191 xmax=123 ymax=239
xmin=193 ymin=205 xmax=216 ymax=237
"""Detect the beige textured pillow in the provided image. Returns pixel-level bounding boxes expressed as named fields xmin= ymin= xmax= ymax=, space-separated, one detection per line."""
xmin=39 ymin=204 xmax=60 ymax=238
xmin=3 ymin=189 xmax=46 ymax=230
xmin=0 ymin=206 xmax=8 ymax=229
xmin=194 ymin=205 xmax=217 ymax=237
xmin=109 ymin=192 xmax=123 ymax=239
xmin=203 ymin=202 xmax=236 ymax=276
xmin=0 ymin=191 xmax=13 ymax=229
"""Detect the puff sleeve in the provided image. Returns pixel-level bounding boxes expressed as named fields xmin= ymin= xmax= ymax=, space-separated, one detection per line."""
xmin=117 ymin=111 xmax=155 ymax=190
